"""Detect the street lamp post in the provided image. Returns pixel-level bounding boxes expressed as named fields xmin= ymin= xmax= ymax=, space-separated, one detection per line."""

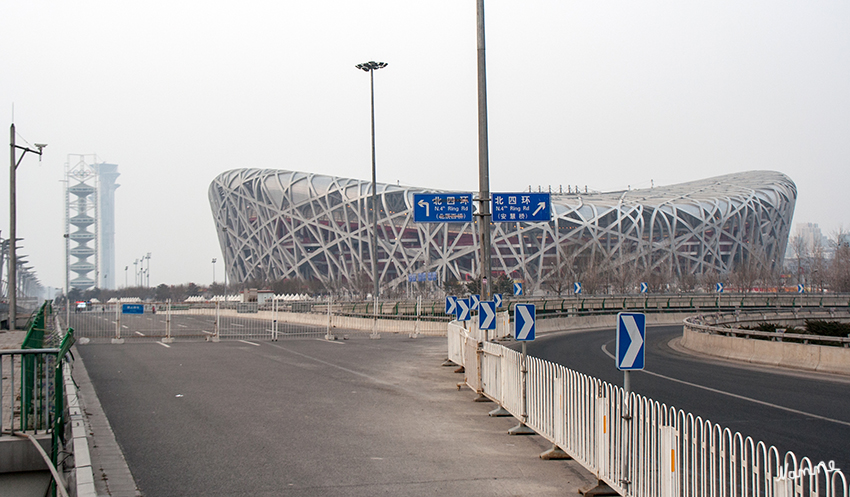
xmin=9 ymin=123 xmax=45 ymax=330
xmin=355 ymin=61 xmax=387 ymax=301
xmin=212 ymin=258 xmax=217 ymax=286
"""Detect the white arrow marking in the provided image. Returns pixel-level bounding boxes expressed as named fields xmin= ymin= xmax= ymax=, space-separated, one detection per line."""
xmin=620 ymin=315 xmax=644 ymax=368
xmin=458 ymin=300 xmax=469 ymax=320
xmin=532 ymin=202 xmax=545 ymax=216
xmin=494 ymin=294 xmax=502 ymax=307
xmin=517 ymin=306 xmax=534 ymax=340
xmin=447 ymin=298 xmax=456 ymax=314
xmin=480 ymin=304 xmax=494 ymax=328
xmin=418 ymin=199 xmax=429 ymax=217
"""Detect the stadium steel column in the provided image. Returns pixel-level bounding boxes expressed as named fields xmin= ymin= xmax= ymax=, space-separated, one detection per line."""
xmin=9 ymin=124 xmax=44 ymax=330
xmin=476 ymin=0 xmax=492 ymax=300
xmin=355 ymin=61 xmax=388 ymax=300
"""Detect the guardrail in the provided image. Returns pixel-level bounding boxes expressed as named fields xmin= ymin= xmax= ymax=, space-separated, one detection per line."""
xmin=448 ymin=322 xmax=848 ymax=497
xmin=335 ymin=292 xmax=850 ymax=320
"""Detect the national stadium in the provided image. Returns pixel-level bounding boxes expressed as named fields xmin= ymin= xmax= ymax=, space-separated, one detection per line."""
xmin=208 ymin=169 xmax=796 ymax=294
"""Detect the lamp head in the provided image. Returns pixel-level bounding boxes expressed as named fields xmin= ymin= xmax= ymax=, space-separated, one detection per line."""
xmin=355 ymin=61 xmax=388 ymax=72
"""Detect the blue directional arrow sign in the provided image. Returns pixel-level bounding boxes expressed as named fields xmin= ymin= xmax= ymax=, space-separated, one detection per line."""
xmin=470 ymin=294 xmax=480 ymax=311
xmin=492 ymin=193 xmax=551 ymax=222
xmin=493 ymin=293 xmax=503 ymax=309
xmin=797 ymin=284 xmax=805 ymax=293
xmin=445 ymin=296 xmax=457 ymax=315
xmin=479 ymin=301 xmax=496 ymax=330
xmin=122 ymin=304 xmax=144 ymax=314
xmin=616 ymin=312 xmax=645 ymax=370
xmin=514 ymin=304 xmax=536 ymax=341
xmin=716 ymin=282 xmax=724 ymax=293
xmin=513 ymin=283 xmax=523 ymax=296
xmin=413 ymin=193 xmax=473 ymax=223
xmin=640 ymin=282 xmax=648 ymax=293
xmin=456 ymin=298 xmax=471 ymax=321
xmin=574 ymin=282 xmax=582 ymax=294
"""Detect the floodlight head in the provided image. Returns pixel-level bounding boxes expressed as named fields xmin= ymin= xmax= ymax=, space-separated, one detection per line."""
xmin=355 ymin=61 xmax=388 ymax=72
xmin=34 ymin=143 xmax=46 ymax=151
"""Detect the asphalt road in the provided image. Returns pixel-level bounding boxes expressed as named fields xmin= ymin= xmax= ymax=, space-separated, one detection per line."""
xmin=516 ymin=325 xmax=850 ymax=472
xmin=77 ymin=335 xmax=595 ymax=497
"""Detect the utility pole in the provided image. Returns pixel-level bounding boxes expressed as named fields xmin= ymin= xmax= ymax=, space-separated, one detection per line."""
xmin=476 ymin=0 xmax=492 ymax=301
xmin=9 ymin=123 xmax=44 ymax=330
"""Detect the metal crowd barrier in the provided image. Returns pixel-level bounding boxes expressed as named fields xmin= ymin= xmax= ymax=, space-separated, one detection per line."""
xmin=449 ymin=322 xmax=848 ymax=497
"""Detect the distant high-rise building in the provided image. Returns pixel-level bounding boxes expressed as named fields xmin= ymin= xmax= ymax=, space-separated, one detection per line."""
xmin=64 ymin=156 xmax=119 ymax=290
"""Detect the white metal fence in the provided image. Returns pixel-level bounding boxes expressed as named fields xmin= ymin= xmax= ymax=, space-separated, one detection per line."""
xmin=64 ymin=300 xmax=458 ymax=342
xmin=449 ymin=322 xmax=849 ymax=497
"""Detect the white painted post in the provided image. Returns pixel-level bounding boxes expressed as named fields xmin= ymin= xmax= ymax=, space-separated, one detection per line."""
xmin=661 ymin=426 xmax=679 ymax=497
xmin=325 ymin=295 xmax=334 ymax=340
xmin=370 ymin=295 xmax=380 ymax=339
xmin=162 ymin=299 xmax=173 ymax=343
xmin=112 ymin=302 xmax=124 ymax=344
xmin=213 ymin=299 xmax=221 ymax=342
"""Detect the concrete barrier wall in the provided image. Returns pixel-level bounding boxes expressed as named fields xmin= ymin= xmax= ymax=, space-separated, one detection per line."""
xmin=681 ymin=328 xmax=850 ymax=375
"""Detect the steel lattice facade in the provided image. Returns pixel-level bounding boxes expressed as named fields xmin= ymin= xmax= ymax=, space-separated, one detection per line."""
xmin=209 ymin=169 xmax=796 ymax=294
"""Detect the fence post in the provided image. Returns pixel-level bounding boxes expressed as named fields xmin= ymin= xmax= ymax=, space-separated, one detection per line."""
xmin=112 ymin=303 xmax=124 ymax=344
xmin=213 ymin=299 xmax=221 ymax=342
xmin=409 ymin=295 xmax=421 ymax=339
xmin=272 ymin=296 xmax=278 ymax=341
xmin=325 ymin=295 xmax=335 ymax=340
xmin=163 ymin=300 xmax=174 ymax=343
xmin=370 ymin=296 xmax=380 ymax=339
xmin=661 ymin=425 xmax=679 ymax=497
xmin=509 ymin=342 xmax=534 ymax=434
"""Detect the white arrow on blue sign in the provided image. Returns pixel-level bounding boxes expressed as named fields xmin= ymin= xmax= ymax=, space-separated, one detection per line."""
xmin=640 ymin=282 xmax=648 ymax=293
xmin=470 ymin=294 xmax=480 ymax=311
xmin=492 ymin=193 xmax=551 ymax=222
xmin=797 ymin=284 xmax=804 ymax=293
xmin=616 ymin=312 xmax=645 ymax=370
xmin=513 ymin=283 xmax=523 ymax=296
xmin=456 ymin=299 xmax=471 ymax=321
xmin=493 ymin=293 xmax=503 ymax=309
xmin=574 ymin=282 xmax=582 ymax=294
xmin=479 ymin=301 xmax=496 ymax=330
xmin=413 ymin=193 xmax=474 ymax=223
xmin=716 ymin=282 xmax=724 ymax=293
xmin=445 ymin=296 xmax=457 ymax=315
xmin=514 ymin=304 xmax=536 ymax=341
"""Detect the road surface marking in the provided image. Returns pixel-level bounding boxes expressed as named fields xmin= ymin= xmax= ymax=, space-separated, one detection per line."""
xmin=157 ymin=342 xmax=171 ymax=348
xmin=135 ymin=331 xmax=145 ymax=336
xmin=232 ymin=323 xmax=245 ymax=327
xmin=238 ymin=340 xmax=260 ymax=346
xmin=600 ymin=343 xmax=850 ymax=428
xmin=201 ymin=330 xmax=213 ymax=335
xmin=122 ymin=325 xmax=129 ymax=329
xmin=177 ymin=324 xmax=188 ymax=328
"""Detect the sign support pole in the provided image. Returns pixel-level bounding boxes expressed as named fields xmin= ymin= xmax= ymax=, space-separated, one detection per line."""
xmin=476 ymin=0 xmax=492 ymax=303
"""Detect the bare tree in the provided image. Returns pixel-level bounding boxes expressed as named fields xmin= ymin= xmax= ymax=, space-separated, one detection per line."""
xmin=829 ymin=228 xmax=850 ymax=292
xmin=790 ymin=235 xmax=809 ymax=286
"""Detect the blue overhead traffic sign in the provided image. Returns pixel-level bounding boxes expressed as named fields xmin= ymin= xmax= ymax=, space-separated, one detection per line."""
xmin=492 ymin=193 xmax=551 ymax=222
xmin=479 ymin=301 xmax=496 ymax=330
xmin=445 ymin=296 xmax=457 ymax=315
xmin=456 ymin=298 xmax=471 ymax=321
xmin=122 ymin=304 xmax=144 ymax=314
xmin=514 ymin=304 xmax=536 ymax=341
xmin=616 ymin=312 xmax=645 ymax=371
xmin=493 ymin=293 xmax=503 ymax=308
xmin=640 ymin=282 xmax=648 ymax=293
xmin=513 ymin=283 xmax=523 ymax=296
xmin=413 ymin=193 xmax=473 ymax=223
xmin=574 ymin=282 xmax=582 ymax=294
xmin=470 ymin=294 xmax=480 ymax=311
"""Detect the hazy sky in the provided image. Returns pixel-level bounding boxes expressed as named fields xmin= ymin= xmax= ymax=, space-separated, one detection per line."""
xmin=3 ymin=1 xmax=849 ymax=291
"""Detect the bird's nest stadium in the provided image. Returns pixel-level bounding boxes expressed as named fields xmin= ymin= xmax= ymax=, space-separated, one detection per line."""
xmin=209 ymin=169 xmax=796 ymax=294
